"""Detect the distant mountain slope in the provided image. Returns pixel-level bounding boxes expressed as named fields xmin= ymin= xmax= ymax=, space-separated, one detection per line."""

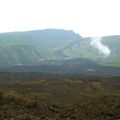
xmin=0 ymin=33 xmax=41 ymax=65
xmin=56 ymin=35 xmax=120 ymax=66
xmin=21 ymin=29 xmax=82 ymax=58
xmin=0 ymin=29 xmax=120 ymax=67
xmin=101 ymin=36 xmax=120 ymax=66
xmin=57 ymin=37 xmax=99 ymax=59
xmin=0 ymin=44 xmax=40 ymax=65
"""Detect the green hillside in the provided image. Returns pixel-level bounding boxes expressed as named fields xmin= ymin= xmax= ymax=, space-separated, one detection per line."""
xmin=21 ymin=29 xmax=81 ymax=58
xmin=0 ymin=29 xmax=120 ymax=66
xmin=0 ymin=45 xmax=40 ymax=65
xmin=0 ymin=33 xmax=41 ymax=65
xmin=56 ymin=35 xmax=120 ymax=66
xmin=59 ymin=38 xmax=100 ymax=59
xmin=99 ymin=36 xmax=120 ymax=66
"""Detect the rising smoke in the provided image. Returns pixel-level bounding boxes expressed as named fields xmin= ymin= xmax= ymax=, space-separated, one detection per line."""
xmin=91 ymin=37 xmax=110 ymax=57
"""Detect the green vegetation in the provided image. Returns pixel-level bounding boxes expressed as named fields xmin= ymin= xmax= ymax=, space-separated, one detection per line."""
xmin=0 ymin=29 xmax=120 ymax=66
xmin=0 ymin=45 xmax=40 ymax=65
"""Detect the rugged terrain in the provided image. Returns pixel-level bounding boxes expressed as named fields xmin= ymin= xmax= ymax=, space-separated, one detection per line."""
xmin=0 ymin=73 xmax=119 ymax=120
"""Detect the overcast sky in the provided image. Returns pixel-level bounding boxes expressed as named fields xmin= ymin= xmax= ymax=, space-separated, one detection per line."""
xmin=0 ymin=0 xmax=120 ymax=37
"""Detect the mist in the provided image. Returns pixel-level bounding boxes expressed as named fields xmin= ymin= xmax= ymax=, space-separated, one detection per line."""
xmin=90 ymin=37 xmax=111 ymax=57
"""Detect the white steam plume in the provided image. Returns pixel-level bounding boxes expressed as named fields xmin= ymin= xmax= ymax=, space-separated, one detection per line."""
xmin=91 ymin=37 xmax=110 ymax=56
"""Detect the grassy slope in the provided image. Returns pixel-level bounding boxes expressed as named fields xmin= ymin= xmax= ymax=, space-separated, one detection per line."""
xmin=0 ymin=33 xmax=41 ymax=65
xmin=0 ymin=29 xmax=82 ymax=60
xmin=0 ymin=30 xmax=120 ymax=66
xmin=23 ymin=29 xmax=81 ymax=59
xmin=63 ymin=38 xmax=100 ymax=59
xmin=0 ymin=45 xmax=40 ymax=65
xmin=101 ymin=36 xmax=120 ymax=67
